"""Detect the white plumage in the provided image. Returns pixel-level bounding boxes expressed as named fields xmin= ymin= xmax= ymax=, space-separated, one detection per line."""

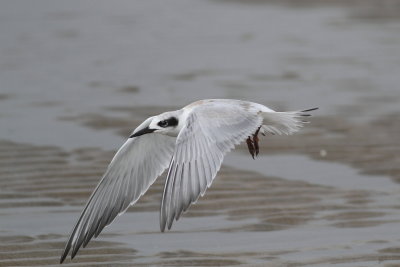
xmin=60 ymin=99 xmax=317 ymax=263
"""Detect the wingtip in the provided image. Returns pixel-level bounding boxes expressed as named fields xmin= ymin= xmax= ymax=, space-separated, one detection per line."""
xmin=167 ymin=209 xmax=178 ymax=230
xmin=159 ymin=214 xmax=175 ymax=232
xmin=60 ymin=250 xmax=69 ymax=264
xmin=71 ymin=248 xmax=79 ymax=260
xmin=60 ymin=241 xmax=71 ymax=264
xmin=301 ymin=107 xmax=319 ymax=112
xmin=167 ymin=220 xmax=173 ymax=231
xmin=160 ymin=218 xmax=166 ymax=232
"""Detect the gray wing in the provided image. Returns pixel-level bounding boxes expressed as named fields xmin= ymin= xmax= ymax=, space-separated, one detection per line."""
xmin=61 ymin=134 xmax=175 ymax=263
xmin=160 ymin=103 xmax=263 ymax=231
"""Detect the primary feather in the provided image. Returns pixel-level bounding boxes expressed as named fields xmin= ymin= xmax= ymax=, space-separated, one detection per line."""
xmin=60 ymin=134 xmax=174 ymax=263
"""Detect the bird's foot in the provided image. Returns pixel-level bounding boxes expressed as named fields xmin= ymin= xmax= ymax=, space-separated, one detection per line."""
xmin=253 ymin=133 xmax=259 ymax=157
xmin=246 ymin=137 xmax=255 ymax=159
xmin=247 ymin=126 xmax=262 ymax=159
xmin=253 ymin=126 xmax=261 ymax=156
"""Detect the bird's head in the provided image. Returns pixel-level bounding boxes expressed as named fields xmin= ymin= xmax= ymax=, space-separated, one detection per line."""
xmin=130 ymin=111 xmax=182 ymax=138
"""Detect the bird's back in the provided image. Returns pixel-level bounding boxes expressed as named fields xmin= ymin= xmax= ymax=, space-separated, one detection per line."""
xmin=184 ymin=99 xmax=274 ymax=114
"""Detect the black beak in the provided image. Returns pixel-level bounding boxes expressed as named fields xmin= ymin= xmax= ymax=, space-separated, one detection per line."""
xmin=130 ymin=127 xmax=156 ymax=138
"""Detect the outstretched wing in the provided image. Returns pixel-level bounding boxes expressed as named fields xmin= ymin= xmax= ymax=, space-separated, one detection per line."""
xmin=61 ymin=134 xmax=175 ymax=263
xmin=160 ymin=102 xmax=263 ymax=231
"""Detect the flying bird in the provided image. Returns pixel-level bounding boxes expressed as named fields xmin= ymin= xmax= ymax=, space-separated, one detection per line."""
xmin=60 ymin=99 xmax=317 ymax=263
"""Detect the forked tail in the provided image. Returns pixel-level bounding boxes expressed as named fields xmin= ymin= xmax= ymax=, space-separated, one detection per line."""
xmin=261 ymin=107 xmax=318 ymax=135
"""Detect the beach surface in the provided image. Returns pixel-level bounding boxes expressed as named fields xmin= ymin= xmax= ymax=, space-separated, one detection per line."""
xmin=1 ymin=1 xmax=400 ymax=266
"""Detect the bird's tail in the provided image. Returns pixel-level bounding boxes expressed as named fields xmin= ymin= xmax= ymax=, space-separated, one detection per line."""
xmin=260 ymin=108 xmax=318 ymax=135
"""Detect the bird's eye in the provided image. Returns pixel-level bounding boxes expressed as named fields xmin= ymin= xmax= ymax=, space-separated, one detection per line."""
xmin=158 ymin=120 xmax=168 ymax=128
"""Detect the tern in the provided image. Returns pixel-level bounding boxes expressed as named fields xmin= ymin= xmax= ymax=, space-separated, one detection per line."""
xmin=60 ymin=99 xmax=317 ymax=263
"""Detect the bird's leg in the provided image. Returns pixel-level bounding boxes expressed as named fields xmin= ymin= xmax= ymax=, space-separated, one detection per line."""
xmin=252 ymin=127 xmax=261 ymax=157
xmin=246 ymin=137 xmax=255 ymax=159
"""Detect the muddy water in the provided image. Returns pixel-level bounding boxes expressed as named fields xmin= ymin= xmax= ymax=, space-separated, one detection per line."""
xmin=1 ymin=0 xmax=400 ymax=266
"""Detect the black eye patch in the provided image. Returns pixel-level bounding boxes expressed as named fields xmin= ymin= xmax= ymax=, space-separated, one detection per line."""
xmin=158 ymin=117 xmax=178 ymax=128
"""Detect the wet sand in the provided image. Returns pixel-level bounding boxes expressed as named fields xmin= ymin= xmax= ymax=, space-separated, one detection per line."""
xmin=1 ymin=0 xmax=400 ymax=266
xmin=2 ymin=109 xmax=400 ymax=266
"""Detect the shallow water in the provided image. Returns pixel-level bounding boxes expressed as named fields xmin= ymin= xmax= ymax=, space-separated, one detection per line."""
xmin=1 ymin=0 xmax=400 ymax=266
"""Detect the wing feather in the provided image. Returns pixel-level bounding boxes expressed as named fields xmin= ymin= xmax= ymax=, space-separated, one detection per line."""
xmin=60 ymin=134 xmax=175 ymax=263
xmin=160 ymin=102 xmax=263 ymax=231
